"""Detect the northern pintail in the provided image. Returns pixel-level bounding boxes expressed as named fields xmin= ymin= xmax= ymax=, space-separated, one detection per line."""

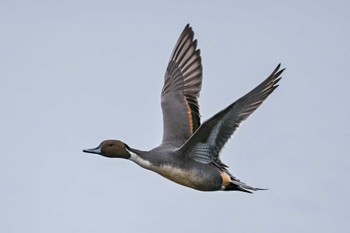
xmin=83 ymin=24 xmax=284 ymax=193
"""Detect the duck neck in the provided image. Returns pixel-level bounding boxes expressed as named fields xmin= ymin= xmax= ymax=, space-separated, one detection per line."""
xmin=126 ymin=147 xmax=151 ymax=169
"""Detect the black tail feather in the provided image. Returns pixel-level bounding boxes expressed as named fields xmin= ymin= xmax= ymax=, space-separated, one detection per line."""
xmin=224 ymin=180 xmax=268 ymax=193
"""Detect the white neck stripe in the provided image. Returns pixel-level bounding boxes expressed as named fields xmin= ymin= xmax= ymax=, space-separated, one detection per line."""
xmin=126 ymin=148 xmax=152 ymax=168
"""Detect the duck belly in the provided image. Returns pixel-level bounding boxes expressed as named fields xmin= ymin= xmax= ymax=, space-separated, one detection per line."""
xmin=152 ymin=164 xmax=221 ymax=191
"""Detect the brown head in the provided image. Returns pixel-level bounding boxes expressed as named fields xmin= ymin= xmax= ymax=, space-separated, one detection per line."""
xmin=83 ymin=140 xmax=131 ymax=159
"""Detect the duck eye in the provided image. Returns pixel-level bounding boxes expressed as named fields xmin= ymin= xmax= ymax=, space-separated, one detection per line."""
xmin=108 ymin=144 xmax=113 ymax=147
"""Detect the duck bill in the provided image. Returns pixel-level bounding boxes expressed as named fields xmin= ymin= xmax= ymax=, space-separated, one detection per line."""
xmin=83 ymin=147 xmax=101 ymax=154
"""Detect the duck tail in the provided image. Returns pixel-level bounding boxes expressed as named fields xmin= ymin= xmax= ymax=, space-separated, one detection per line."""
xmin=224 ymin=178 xmax=268 ymax=193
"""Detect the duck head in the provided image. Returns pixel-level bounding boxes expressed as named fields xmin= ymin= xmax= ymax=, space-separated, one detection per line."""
xmin=83 ymin=140 xmax=131 ymax=159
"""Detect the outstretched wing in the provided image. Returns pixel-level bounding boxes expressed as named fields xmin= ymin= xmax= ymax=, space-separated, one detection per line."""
xmin=161 ymin=24 xmax=203 ymax=146
xmin=180 ymin=64 xmax=285 ymax=159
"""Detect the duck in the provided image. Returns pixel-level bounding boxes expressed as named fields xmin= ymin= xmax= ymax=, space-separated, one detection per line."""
xmin=83 ymin=24 xmax=285 ymax=193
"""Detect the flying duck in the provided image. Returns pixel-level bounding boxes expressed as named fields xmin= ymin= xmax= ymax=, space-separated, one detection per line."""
xmin=83 ymin=24 xmax=284 ymax=193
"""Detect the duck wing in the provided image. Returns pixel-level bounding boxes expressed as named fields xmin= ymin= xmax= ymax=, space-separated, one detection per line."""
xmin=179 ymin=64 xmax=285 ymax=161
xmin=161 ymin=24 xmax=203 ymax=146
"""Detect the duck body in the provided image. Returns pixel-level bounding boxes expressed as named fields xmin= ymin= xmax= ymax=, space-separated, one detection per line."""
xmin=129 ymin=146 xmax=223 ymax=191
xmin=83 ymin=24 xmax=285 ymax=193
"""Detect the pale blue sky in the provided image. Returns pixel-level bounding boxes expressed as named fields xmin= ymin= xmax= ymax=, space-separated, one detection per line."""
xmin=1 ymin=1 xmax=349 ymax=232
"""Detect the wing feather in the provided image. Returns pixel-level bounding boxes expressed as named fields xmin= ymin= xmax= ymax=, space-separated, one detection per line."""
xmin=161 ymin=24 xmax=203 ymax=146
xmin=181 ymin=64 xmax=285 ymax=158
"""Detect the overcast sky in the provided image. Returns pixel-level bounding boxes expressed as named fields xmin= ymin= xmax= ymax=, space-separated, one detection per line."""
xmin=1 ymin=0 xmax=349 ymax=232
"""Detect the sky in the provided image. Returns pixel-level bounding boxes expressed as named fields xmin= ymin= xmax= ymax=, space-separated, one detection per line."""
xmin=1 ymin=0 xmax=349 ymax=232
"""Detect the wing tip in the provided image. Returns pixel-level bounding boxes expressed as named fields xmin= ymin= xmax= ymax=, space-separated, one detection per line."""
xmin=270 ymin=63 xmax=285 ymax=88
